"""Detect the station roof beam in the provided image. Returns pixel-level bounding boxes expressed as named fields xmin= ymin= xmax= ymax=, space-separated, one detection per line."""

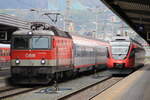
xmin=101 ymin=0 xmax=150 ymax=44
xmin=0 ymin=14 xmax=30 ymax=43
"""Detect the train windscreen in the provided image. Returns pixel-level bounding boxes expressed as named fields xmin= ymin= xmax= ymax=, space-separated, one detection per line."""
xmin=13 ymin=37 xmax=29 ymax=49
xmin=111 ymin=47 xmax=129 ymax=55
xmin=13 ymin=36 xmax=50 ymax=49
xmin=32 ymin=37 xmax=49 ymax=49
xmin=110 ymin=41 xmax=130 ymax=60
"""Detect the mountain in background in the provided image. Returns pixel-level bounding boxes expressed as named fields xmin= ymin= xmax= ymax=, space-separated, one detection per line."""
xmin=0 ymin=0 xmax=126 ymax=36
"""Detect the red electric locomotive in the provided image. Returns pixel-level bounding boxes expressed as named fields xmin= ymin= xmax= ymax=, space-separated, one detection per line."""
xmin=107 ymin=36 xmax=145 ymax=69
xmin=0 ymin=43 xmax=10 ymax=69
xmin=11 ymin=22 xmax=109 ymax=84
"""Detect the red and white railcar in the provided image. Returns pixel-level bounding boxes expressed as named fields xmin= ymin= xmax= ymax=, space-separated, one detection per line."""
xmin=107 ymin=36 xmax=145 ymax=69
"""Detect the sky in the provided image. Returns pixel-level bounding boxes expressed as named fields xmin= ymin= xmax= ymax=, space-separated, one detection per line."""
xmin=0 ymin=0 xmax=102 ymax=10
xmin=0 ymin=0 xmax=48 ymax=9
xmin=47 ymin=0 xmax=102 ymax=10
xmin=0 ymin=0 xmax=124 ymax=35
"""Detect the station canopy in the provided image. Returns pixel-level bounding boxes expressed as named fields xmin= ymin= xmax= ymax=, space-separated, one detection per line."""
xmin=0 ymin=14 xmax=30 ymax=43
xmin=101 ymin=0 xmax=150 ymax=44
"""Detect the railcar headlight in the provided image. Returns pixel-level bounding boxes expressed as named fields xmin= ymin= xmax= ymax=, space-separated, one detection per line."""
xmin=41 ymin=59 xmax=46 ymax=64
xmin=15 ymin=59 xmax=20 ymax=64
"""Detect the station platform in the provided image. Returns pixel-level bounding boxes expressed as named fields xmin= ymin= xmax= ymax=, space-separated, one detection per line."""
xmin=0 ymin=68 xmax=10 ymax=87
xmin=91 ymin=64 xmax=150 ymax=100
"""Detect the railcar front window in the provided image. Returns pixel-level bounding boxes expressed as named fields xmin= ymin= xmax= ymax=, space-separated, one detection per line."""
xmin=112 ymin=47 xmax=129 ymax=55
xmin=111 ymin=47 xmax=129 ymax=60
xmin=13 ymin=37 xmax=29 ymax=49
xmin=32 ymin=37 xmax=49 ymax=49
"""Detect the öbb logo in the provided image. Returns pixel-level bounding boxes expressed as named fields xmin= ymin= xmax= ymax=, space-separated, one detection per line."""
xmin=25 ymin=53 xmax=36 ymax=58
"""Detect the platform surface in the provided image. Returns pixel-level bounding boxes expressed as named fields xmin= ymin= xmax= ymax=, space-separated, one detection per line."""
xmin=0 ymin=69 xmax=10 ymax=87
xmin=91 ymin=64 xmax=150 ymax=100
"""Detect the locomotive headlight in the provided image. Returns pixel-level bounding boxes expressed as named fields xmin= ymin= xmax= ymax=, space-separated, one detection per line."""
xmin=15 ymin=59 xmax=20 ymax=64
xmin=41 ymin=59 xmax=46 ymax=64
xmin=28 ymin=31 xmax=33 ymax=35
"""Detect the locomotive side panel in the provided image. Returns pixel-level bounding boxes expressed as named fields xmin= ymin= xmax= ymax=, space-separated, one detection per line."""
xmin=53 ymin=36 xmax=73 ymax=67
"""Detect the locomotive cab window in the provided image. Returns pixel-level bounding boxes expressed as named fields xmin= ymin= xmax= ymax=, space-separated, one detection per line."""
xmin=13 ymin=36 xmax=51 ymax=50
xmin=32 ymin=37 xmax=50 ymax=49
xmin=13 ymin=37 xmax=29 ymax=49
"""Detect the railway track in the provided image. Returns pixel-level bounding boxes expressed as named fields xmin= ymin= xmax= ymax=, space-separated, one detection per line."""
xmin=59 ymin=77 xmax=124 ymax=100
xmin=0 ymin=70 xmax=126 ymax=100
xmin=0 ymin=86 xmax=17 ymax=93
xmin=0 ymin=71 xmax=109 ymax=99
xmin=0 ymin=86 xmax=39 ymax=99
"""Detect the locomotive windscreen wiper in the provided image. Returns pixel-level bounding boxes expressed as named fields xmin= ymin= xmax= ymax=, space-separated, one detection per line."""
xmin=34 ymin=36 xmax=42 ymax=43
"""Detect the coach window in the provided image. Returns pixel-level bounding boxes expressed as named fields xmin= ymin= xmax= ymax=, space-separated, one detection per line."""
xmin=1 ymin=50 xmax=2 ymax=56
xmin=2 ymin=50 xmax=4 ymax=56
xmin=7 ymin=50 xmax=9 ymax=56
xmin=0 ymin=49 xmax=2 ymax=56
xmin=3 ymin=50 xmax=5 ymax=56
xmin=0 ymin=50 xmax=2 ymax=56
xmin=8 ymin=50 xmax=10 ymax=56
xmin=6 ymin=50 xmax=8 ymax=56
xmin=5 ymin=50 xmax=6 ymax=56
xmin=1 ymin=50 xmax=3 ymax=56
xmin=6 ymin=50 xmax=7 ymax=56
xmin=77 ymin=46 xmax=81 ymax=57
